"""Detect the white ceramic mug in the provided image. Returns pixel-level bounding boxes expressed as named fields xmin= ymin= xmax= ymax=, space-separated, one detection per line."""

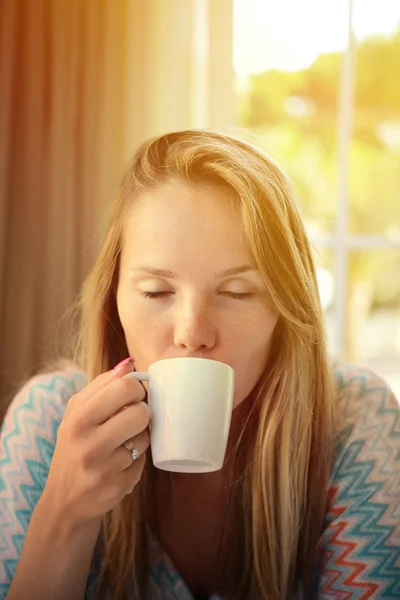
xmin=124 ymin=357 xmax=234 ymax=473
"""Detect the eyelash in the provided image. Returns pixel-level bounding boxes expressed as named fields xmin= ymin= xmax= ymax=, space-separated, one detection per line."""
xmin=141 ymin=291 xmax=253 ymax=301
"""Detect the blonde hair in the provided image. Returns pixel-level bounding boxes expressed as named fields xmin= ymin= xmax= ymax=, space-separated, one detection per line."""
xmin=76 ymin=130 xmax=335 ymax=599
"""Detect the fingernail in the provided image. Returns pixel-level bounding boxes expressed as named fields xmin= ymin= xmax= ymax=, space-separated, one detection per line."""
xmin=113 ymin=357 xmax=134 ymax=372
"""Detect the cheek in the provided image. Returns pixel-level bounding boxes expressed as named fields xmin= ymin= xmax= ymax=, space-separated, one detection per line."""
xmin=117 ymin=293 xmax=166 ymax=358
xmin=230 ymin=311 xmax=277 ymax=409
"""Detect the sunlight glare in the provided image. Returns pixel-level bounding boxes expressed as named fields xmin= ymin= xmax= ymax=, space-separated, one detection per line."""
xmin=234 ymin=0 xmax=400 ymax=78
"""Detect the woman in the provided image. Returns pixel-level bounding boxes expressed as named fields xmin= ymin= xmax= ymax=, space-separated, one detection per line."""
xmin=1 ymin=130 xmax=399 ymax=600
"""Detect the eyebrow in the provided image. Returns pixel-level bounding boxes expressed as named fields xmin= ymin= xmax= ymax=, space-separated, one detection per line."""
xmin=130 ymin=264 xmax=257 ymax=280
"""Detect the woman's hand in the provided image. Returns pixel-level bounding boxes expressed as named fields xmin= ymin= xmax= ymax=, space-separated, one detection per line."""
xmin=41 ymin=359 xmax=150 ymax=533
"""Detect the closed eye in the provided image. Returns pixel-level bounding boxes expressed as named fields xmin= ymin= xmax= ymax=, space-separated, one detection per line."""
xmin=221 ymin=292 xmax=254 ymax=300
xmin=141 ymin=291 xmax=172 ymax=299
xmin=140 ymin=291 xmax=254 ymax=300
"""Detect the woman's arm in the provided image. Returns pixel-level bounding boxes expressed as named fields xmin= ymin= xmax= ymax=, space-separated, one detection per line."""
xmin=6 ymin=495 xmax=101 ymax=600
xmin=1 ymin=362 xmax=150 ymax=600
xmin=315 ymin=366 xmax=400 ymax=599
xmin=0 ymin=370 xmax=97 ymax=600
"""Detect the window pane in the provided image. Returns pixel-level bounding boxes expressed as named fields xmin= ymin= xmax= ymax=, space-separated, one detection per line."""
xmin=348 ymin=250 xmax=400 ymax=397
xmin=313 ymin=247 xmax=336 ymax=353
xmin=349 ymin=2 xmax=400 ymax=235
xmin=233 ymin=0 xmax=349 ymax=235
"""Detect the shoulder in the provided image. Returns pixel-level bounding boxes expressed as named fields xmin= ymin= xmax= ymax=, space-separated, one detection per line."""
xmin=333 ymin=361 xmax=398 ymax=410
xmin=315 ymin=364 xmax=400 ymax=597
xmin=0 ymin=366 xmax=87 ymax=477
xmin=0 ymin=366 xmax=87 ymax=499
xmin=6 ymin=366 xmax=87 ymax=412
xmin=331 ymin=362 xmax=399 ymax=461
xmin=330 ymin=362 xmax=399 ymax=494
xmin=0 ymin=367 xmax=87 ymax=470
xmin=1 ymin=367 xmax=87 ymax=436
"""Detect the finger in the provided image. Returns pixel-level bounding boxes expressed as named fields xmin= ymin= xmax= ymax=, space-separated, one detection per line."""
xmin=82 ymin=377 xmax=147 ymax=426
xmin=122 ymin=453 xmax=147 ymax=495
xmin=104 ymin=453 xmax=147 ymax=503
xmin=67 ymin=358 xmax=135 ymax=410
xmin=110 ymin=429 xmax=151 ymax=472
xmin=99 ymin=401 xmax=151 ymax=451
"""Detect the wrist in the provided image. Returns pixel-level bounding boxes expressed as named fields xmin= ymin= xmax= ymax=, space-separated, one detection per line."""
xmin=35 ymin=490 xmax=102 ymax=546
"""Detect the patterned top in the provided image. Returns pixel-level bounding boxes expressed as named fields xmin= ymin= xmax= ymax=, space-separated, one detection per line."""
xmin=0 ymin=364 xmax=399 ymax=599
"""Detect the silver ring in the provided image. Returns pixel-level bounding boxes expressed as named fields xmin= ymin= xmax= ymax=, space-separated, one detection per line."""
xmin=122 ymin=440 xmax=140 ymax=462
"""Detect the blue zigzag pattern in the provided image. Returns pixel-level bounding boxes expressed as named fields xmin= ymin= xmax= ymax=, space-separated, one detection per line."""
xmin=1 ymin=366 xmax=399 ymax=599
xmin=319 ymin=368 xmax=400 ymax=598
xmin=0 ymin=372 xmax=85 ymax=599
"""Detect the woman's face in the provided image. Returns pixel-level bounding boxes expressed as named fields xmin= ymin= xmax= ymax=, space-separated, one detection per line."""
xmin=116 ymin=181 xmax=278 ymax=410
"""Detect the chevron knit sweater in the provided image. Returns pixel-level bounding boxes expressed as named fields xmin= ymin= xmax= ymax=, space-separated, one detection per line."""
xmin=0 ymin=364 xmax=399 ymax=599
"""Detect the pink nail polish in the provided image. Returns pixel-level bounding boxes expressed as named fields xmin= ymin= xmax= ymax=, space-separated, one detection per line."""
xmin=113 ymin=357 xmax=134 ymax=371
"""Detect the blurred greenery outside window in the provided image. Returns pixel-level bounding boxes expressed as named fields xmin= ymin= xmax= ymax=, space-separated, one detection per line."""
xmin=233 ymin=0 xmax=400 ymax=396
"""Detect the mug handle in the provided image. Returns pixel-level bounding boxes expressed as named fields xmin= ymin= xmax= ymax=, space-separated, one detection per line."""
xmin=123 ymin=371 xmax=150 ymax=382
xmin=122 ymin=371 xmax=152 ymax=420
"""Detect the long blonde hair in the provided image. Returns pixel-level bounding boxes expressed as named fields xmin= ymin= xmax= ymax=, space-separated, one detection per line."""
xmin=76 ymin=130 xmax=335 ymax=599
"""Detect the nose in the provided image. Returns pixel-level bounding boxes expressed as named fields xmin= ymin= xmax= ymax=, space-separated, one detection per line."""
xmin=173 ymin=295 xmax=216 ymax=352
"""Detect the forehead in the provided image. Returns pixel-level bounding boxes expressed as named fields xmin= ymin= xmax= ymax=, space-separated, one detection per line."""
xmin=128 ymin=181 xmax=237 ymax=222
xmin=120 ymin=182 xmax=252 ymax=262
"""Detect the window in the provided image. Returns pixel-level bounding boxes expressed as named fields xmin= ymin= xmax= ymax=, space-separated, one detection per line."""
xmin=234 ymin=0 xmax=400 ymax=396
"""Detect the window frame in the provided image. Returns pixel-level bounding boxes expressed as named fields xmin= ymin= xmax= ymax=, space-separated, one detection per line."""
xmin=314 ymin=0 xmax=400 ymax=358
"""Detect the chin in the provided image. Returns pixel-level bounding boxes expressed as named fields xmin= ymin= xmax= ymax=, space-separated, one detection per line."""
xmin=232 ymin=379 xmax=261 ymax=411
xmin=232 ymin=393 xmax=250 ymax=411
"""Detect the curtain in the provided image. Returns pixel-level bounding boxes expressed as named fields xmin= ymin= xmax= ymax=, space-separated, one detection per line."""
xmin=0 ymin=0 xmax=130 ymax=409
xmin=0 ymin=0 xmax=234 ymax=415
